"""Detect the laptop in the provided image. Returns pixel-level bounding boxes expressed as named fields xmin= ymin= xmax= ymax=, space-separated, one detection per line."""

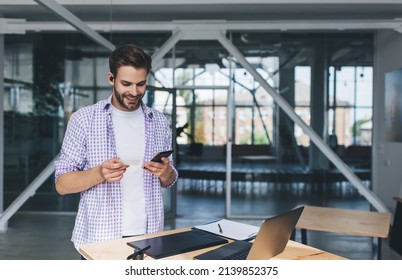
xmin=127 ymin=229 xmax=228 ymax=259
xmin=193 ymin=206 xmax=304 ymax=260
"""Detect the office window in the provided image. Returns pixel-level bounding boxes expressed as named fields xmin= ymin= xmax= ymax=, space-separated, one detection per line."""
xmin=294 ymin=66 xmax=311 ymax=147
xmin=328 ymin=66 xmax=373 ymax=146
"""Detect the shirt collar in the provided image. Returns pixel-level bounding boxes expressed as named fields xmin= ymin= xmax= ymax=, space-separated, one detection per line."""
xmin=103 ymin=95 xmax=153 ymax=119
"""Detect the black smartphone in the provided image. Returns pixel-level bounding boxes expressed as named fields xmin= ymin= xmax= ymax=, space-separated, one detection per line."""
xmin=151 ymin=150 xmax=174 ymax=163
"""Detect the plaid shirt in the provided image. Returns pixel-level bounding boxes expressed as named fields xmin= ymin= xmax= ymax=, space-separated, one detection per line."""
xmin=54 ymin=96 xmax=177 ymax=250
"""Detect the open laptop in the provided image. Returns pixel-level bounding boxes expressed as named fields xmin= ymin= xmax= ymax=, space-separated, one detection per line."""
xmin=193 ymin=206 xmax=304 ymax=260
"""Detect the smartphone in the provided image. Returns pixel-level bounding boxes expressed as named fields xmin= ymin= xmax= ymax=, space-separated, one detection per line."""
xmin=151 ymin=150 xmax=174 ymax=163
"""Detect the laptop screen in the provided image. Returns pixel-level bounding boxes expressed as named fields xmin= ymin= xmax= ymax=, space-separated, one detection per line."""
xmin=247 ymin=206 xmax=304 ymax=259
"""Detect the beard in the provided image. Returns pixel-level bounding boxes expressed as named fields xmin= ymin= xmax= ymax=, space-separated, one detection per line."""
xmin=113 ymin=86 xmax=144 ymax=111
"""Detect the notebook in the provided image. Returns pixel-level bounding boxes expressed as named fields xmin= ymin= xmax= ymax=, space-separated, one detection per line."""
xmin=127 ymin=229 xmax=228 ymax=259
xmin=193 ymin=218 xmax=260 ymax=241
xmin=193 ymin=206 xmax=304 ymax=260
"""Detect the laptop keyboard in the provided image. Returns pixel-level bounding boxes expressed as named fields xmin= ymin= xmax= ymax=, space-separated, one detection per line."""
xmin=193 ymin=240 xmax=252 ymax=260
xmin=222 ymin=248 xmax=250 ymax=260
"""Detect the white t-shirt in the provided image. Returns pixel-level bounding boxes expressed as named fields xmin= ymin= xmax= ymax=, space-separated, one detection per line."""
xmin=111 ymin=104 xmax=146 ymax=236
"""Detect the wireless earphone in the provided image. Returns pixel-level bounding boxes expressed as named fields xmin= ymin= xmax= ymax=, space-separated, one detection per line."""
xmin=109 ymin=76 xmax=114 ymax=82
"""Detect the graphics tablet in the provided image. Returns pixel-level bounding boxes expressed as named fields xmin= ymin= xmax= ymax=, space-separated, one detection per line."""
xmin=127 ymin=229 xmax=228 ymax=259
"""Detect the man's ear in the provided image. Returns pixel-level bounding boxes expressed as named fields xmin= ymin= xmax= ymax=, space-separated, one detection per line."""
xmin=107 ymin=72 xmax=114 ymax=85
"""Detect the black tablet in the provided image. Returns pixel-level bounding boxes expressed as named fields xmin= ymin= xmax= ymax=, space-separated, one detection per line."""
xmin=127 ymin=229 xmax=228 ymax=259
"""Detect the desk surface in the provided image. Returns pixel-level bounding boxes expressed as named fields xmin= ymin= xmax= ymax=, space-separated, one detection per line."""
xmin=80 ymin=227 xmax=346 ymax=260
xmin=295 ymin=205 xmax=391 ymax=238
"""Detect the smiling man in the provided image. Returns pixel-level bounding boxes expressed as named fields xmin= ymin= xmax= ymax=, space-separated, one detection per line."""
xmin=54 ymin=44 xmax=178 ymax=258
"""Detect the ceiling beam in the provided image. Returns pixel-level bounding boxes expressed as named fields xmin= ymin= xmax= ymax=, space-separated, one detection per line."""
xmin=33 ymin=0 xmax=115 ymax=51
xmin=151 ymin=30 xmax=184 ymax=69
xmin=5 ymin=18 xmax=402 ymax=33
xmin=3 ymin=0 xmax=402 ymax=4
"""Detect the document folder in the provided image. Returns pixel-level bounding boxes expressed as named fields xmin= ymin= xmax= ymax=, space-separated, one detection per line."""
xmin=127 ymin=229 xmax=228 ymax=259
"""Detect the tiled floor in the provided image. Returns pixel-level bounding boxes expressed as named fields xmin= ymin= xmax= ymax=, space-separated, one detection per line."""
xmin=0 ymin=178 xmax=401 ymax=260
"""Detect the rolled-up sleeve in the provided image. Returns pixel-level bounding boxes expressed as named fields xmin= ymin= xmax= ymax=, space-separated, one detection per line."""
xmin=54 ymin=112 xmax=87 ymax=182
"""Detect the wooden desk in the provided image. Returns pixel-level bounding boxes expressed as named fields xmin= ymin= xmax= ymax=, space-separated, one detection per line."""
xmin=389 ymin=197 xmax=402 ymax=255
xmin=79 ymin=227 xmax=346 ymax=260
xmin=295 ymin=205 xmax=391 ymax=260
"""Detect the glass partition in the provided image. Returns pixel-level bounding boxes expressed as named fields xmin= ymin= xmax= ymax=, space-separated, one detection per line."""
xmin=3 ymin=31 xmax=374 ymax=218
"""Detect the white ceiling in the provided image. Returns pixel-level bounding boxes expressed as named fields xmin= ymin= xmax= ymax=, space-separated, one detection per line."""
xmin=0 ymin=0 xmax=398 ymax=67
xmin=1 ymin=0 xmax=402 ymax=23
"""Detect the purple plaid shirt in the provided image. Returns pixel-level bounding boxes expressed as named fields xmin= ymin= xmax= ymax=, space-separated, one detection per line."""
xmin=54 ymin=95 xmax=178 ymax=250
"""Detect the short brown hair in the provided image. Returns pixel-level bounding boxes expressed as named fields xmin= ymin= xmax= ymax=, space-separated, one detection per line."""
xmin=109 ymin=44 xmax=152 ymax=77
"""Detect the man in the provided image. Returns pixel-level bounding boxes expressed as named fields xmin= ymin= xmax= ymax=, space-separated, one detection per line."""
xmin=54 ymin=44 xmax=178 ymax=255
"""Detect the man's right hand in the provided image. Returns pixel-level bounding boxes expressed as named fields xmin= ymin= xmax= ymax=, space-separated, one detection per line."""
xmin=99 ymin=157 xmax=129 ymax=182
xmin=55 ymin=157 xmax=129 ymax=195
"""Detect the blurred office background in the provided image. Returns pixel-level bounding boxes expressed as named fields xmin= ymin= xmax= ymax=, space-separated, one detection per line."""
xmin=0 ymin=0 xmax=402 ymax=260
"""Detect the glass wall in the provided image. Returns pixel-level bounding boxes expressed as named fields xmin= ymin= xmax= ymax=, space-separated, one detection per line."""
xmin=2 ymin=32 xmax=173 ymax=212
xmin=4 ymin=34 xmax=75 ymax=211
xmin=3 ymin=31 xmax=374 ymax=215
